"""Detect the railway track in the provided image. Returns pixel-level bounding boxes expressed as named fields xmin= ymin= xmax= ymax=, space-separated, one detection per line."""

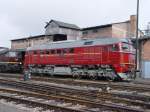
xmin=30 ymin=76 xmax=150 ymax=93
xmin=0 ymin=78 xmax=149 ymax=112
xmin=0 ymin=89 xmax=88 ymax=112
xmin=0 ymin=87 xmax=145 ymax=112
xmin=0 ymin=73 xmax=150 ymax=93
xmin=1 ymin=73 xmax=150 ymax=102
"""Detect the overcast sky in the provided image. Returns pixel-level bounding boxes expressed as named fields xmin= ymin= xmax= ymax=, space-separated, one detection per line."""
xmin=0 ymin=0 xmax=149 ymax=47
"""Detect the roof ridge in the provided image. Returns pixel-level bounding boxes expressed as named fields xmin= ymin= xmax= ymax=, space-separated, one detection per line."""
xmin=45 ymin=19 xmax=80 ymax=30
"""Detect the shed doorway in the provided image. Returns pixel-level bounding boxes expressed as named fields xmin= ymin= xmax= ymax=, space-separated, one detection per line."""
xmin=53 ymin=34 xmax=67 ymax=42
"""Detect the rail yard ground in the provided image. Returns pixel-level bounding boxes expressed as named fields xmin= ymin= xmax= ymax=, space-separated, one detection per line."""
xmin=0 ymin=73 xmax=150 ymax=112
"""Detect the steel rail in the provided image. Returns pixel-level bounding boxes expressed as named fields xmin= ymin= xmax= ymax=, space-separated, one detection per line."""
xmin=0 ymin=73 xmax=150 ymax=92
xmin=0 ymin=94 xmax=88 ymax=112
xmin=0 ymin=78 xmax=148 ymax=112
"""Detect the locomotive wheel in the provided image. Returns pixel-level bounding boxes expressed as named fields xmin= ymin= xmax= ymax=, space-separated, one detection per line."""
xmin=88 ymin=72 xmax=97 ymax=80
xmin=107 ymin=77 xmax=115 ymax=81
xmin=90 ymin=75 xmax=97 ymax=80
xmin=72 ymin=72 xmax=79 ymax=79
xmin=89 ymin=74 xmax=97 ymax=80
xmin=107 ymin=73 xmax=115 ymax=81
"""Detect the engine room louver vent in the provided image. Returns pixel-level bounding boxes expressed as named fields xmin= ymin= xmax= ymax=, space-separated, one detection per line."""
xmin=84 ymin=41 xmax=93 ymax=45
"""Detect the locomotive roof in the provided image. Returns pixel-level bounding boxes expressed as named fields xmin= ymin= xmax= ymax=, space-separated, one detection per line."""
xmin=27 ymin=38 xmax=131 ymax=51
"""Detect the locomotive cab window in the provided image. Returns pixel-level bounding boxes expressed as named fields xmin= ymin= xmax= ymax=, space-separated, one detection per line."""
xmin=122 ymin=43 xmax=130 ymax=51
xmin=111 ymin=45 xmax=119 ymax=51
xmin=33 ymin=51 xmax=37 ymax=54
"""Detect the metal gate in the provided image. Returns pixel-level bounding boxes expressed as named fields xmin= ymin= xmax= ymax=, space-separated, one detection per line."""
xmin=142 ymin=60 xmax=150 ymax=78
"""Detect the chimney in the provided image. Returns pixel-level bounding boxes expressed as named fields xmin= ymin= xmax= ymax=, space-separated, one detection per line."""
xmin=130 ymin=15 xmax=137 ymax=37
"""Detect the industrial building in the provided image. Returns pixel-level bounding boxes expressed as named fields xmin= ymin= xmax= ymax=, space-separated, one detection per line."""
xmin=139 ymin=37 xmax=150 ymax=78
xmin=11 ymin=15 xmax=143 ymax=50
xmin=45 ymin=20 xmax=82 ymax=41
xmin=11 ymin=20 xmax=81 ymax=50
xmin=11 ymin=35 xmax=52 ymax=50
xmin=82 ymin=15 xmax=143 ymax=39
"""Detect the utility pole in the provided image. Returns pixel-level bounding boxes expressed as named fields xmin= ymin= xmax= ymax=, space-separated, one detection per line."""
xmin=135 ymin=0 xmax=139 ymax=79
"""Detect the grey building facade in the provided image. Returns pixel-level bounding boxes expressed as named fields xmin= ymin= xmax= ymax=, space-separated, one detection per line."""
xmin=11 ymin=20 xmax=82 ymax=50
xmin=45 ymin=20 xmax=82 ymax=41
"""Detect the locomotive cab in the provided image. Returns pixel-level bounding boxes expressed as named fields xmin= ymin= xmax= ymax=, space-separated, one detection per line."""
xmin=113 ymin=40 xmax=135 ymax=80
xmin=0 ymin=49 xmax=25 ymax=73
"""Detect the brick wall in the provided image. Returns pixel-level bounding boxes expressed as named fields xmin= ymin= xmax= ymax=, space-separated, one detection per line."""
xmin=11 ymin=35 xmax=53 ymax=50
xmin=142 ymin=40 xmax=150 ymax=60
xmin=112 ymin=22 xmax=132 ymax=38
xmin=82 ymin=15 xmax=138 ymax=39
xmin=82 ymin=27 xmax=112 ymax=39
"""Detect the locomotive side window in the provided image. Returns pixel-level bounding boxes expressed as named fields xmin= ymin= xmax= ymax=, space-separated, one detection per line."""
xmin=40 ymin=51 xmax=44 ymax=54
xmin=51 ymin=50 xmax=55 ymax=54
xmin=57 ymin=49 xmax=61 ymax=54
xmin=69 ymin=48 xmax=74 ymax=53
xmin=34 ymin=51 xmax=37 ymax=54
xmin=63 ymin=49 xmax=68 ymax=53
xmin=28 ymin=51 xmax=32 ymax=55
xmin=46 ymin=50 xmax=49 ymax=54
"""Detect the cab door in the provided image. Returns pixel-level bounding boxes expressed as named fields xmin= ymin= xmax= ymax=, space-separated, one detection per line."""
xmin=102 ymin=46 xmax=109 ymax=64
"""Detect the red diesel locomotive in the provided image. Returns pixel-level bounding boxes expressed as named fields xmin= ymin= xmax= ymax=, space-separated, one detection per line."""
xmin=24 ymin=38 xmax=135 ymax=80
xmin=0 ymin=48 xmax=24 ymax=72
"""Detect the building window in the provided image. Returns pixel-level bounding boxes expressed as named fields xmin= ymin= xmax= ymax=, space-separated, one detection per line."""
xmin=83 ymin=31 xmax=88 ymax=35
xmin=93 ymin=29 xmax=98 ymax=33
xmin=40 ymin=38 xmax=44 ymax=40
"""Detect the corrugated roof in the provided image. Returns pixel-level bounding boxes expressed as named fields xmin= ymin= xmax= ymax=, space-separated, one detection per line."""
xmin=45 ymin=20 xmax=80 ymax=30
